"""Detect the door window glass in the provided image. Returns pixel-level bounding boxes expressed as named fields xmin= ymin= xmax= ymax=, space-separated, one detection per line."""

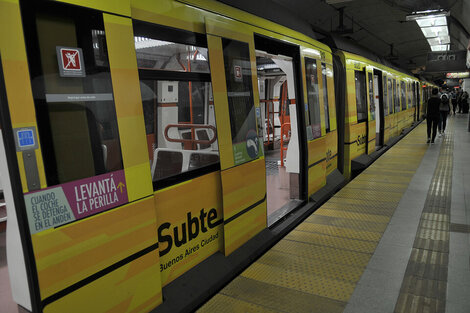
xmin=321 ymin=63 xmax=330 ymax=132
xmin=25 ymin=5 xmax=123 ymax=186
xmin=305 ymin=57 xmax=321 ymax=139
xmin=134 ymin=22 xmax=219 ymax=189
xmin=393 ymin=79 xmax=400 ymax=113
xmin=221 ymin=38 xmax=259 ymax=165
xmin=388 ymin=78 xmax=394 ymax=114
xmin=355 ymin=71 xmax=367 ymax=122
xmin=368 ymin=73 xmax=375 ymax=121
xmin=383 ymin=77 xmax=389 ymax=116
xmin=401 ymin=81 xmax=406 ymax=110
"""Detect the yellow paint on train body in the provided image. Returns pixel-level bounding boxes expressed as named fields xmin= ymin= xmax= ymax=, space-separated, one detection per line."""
xmin=336 ymin=50 xmax=420 ymax=178
xmin=0 ymin=0 xmax=431 ymax=312
xmin=307 ymin=137 xmax=326 ymax=196
xmin=154 ymin=171 xmax=224 ymax=286
xmin=35 ymin=197 xmax=162 ymax=313
xmin=325 ymin=130 xmax=338 ymax=175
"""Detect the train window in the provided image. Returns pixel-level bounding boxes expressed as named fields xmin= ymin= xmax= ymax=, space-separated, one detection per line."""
xmin=388 ymin=78 xmax=394 ymax=115
xmin=393 ymin=79 xmax=400 ymax=113
xmin=354 ymin=71 xmax=367 ymax=123
xmin=321 ymin=63 xmax=330 ymax=132
xmin=368 ymin=73 xmax=375 ymax=121
xmin=23 ymin=4 xmax=123 ymax=186
xmin=134 ymin=22 xmax=219 ymax=189
xmin=221 ymin=38 xmax=258 ymax=163
xmin=383 ymin=77 xmax=389 ymax=116
xmin=135 ymin=38 xmax=210 ymax=73
xmin=401 ymin=81 xmax=406 ymax=111
xmin=305 ymin=58 xmax=321 ymax=139
xmin=409 ymin=83 xmax=414 ymax=108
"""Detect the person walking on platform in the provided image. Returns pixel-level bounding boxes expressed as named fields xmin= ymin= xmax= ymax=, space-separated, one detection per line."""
xmin=426 ymin=88 xmax=440 ymax=144
xmin=458 ymin=90 xmax=465 ymax=113
xmin=461 ymin=91 xmax=469 ymax=114
xmin=451 ymin=90 xmax=458 ymax=114
xmin=439 ymin=93 xmax=450 ymax=135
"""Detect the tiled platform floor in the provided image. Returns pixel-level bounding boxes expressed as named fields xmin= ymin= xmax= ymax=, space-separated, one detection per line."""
xmin=198 ymin=114 xmax=470 ymax=313
xmin=1 ymin=116 xmax=469 ymax=313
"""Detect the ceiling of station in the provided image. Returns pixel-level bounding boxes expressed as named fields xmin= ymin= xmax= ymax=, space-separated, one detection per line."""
xmin=216 ymin=0 xmax=470 ymax=79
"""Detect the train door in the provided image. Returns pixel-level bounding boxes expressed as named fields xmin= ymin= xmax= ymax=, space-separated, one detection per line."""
xmin=414 ymin=82 xmax=419 ymax=121
xmin=205 ymin=18 xmax=267 ymax=254
xmin=3 ymin=2 xmax=164 ymax=312
xmin=354 ymin=69 xmax=368 ymax=153
xmin=255 ymin=51 xmax=301 ymax=226
xmin=253 ymin=36 xmax=305 ymax=227
xmin=373 ymin=69 xmax=384 ymax=147
xmin=366 ymin=71 xmax=375 ymax=154
xmin=132 ymin=21 xmax=225 ymax=287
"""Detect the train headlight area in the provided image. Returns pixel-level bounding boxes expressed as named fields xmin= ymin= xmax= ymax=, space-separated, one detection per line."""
xmin=0 ymin=1 xmax=467 ymax=313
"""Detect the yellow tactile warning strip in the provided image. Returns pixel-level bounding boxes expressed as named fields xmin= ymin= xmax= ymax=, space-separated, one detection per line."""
xmin=394 ymin=123 xmax=453 ymax=313
xmin=197 ymin=124 xmax=429 ymax=313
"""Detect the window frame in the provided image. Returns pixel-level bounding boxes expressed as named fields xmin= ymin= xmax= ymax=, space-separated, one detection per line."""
xmin=133 ymin=20 xmax=221 ymax=191
xmin=320 ymin=62 xmax=330 ymax=133
xmin=304 ymin=56 xmax=322 ymax=139
xmin=21 ymin=1 xmax=125 ymax=187
xmin=354 ymin=70 xmax=368 ymax=123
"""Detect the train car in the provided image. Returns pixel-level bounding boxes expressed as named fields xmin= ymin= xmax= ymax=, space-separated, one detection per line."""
xmin=334 ymin=51 xmax=421 ymax=179
xmin=0 ymin=0 xmax=340 ymax=312
xmin=0 ymin=0 xmax=428 ymax=312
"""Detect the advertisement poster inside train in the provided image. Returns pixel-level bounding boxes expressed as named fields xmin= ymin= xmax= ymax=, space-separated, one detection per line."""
xmin=154 ymin=172 xmax=224 ymax=286
xmin=24 ymin=170 xmax=128 ymax=234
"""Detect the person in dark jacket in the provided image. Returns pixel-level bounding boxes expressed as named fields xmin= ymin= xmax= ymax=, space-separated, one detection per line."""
xmin=438 ymin=93 xmax=450 ymax=135
xmin=451 ymin=90 xmax=458 ymax=114
xmin=426 ymin=88 xmax=441 ymax=144
xmin=462 ymin=91 xmax=469 ymax=113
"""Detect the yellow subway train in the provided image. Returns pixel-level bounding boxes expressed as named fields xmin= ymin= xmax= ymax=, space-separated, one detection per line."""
xmin=0 ymin=0 xmax=432 ymax=312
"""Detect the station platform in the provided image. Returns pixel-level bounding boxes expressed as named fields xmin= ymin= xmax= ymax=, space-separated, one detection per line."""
xmin=197 ymin=114 xmax=470 ymax=313
xmin=1 ymin=116 xmax=469 ymax=313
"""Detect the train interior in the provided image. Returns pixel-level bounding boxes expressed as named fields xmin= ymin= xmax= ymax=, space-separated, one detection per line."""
xmin=134 ymin=35 xmax=220 ymax=184
xmin=255 ymin=50 xmax=301 ymax=226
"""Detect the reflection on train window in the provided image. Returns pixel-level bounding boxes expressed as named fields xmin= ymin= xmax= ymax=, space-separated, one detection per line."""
xmin=321 ymin=63 xmax=330 ymax=132
xmin=24 ymin=5 xmax=123 ymax=185
xmin=368 ymin=73 xmax=375 ymax=121
xmin=401 ymin=81 xmax=406 ymax=111
xmin=221 ymin=38 xmax=257 ymax=153
xmin=135 ymin=38 xmax=210 ymax=73
xmin=354 ymin=71 xmax=367 ymax=123
xmin=388 ymin=78 xmax=394 ymax=115
xmin=305 ymin=57 xmax=321 ymax=139
xmin=134 ymin=23 xmax=219 ymax=188
xmin=393 ymin=79 xmax=400 ymax=113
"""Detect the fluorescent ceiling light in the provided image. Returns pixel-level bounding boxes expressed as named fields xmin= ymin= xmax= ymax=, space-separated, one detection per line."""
xmin=406 ymin=9 xmax=449 ymax=21
xmin=408 ymin=9 xmax=450 ymax=52
xmin=416 ymin=16 xmax=447 ymax=27
xmin=430 ymin=44 xmax=449 ymax=51
xmin=420 ymin=26 xmax=449 ymax=38
xmin=325 ymin=0 xmax=354 ymax=4
xmin=427 ymin=36 xmax=450 ymax=46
